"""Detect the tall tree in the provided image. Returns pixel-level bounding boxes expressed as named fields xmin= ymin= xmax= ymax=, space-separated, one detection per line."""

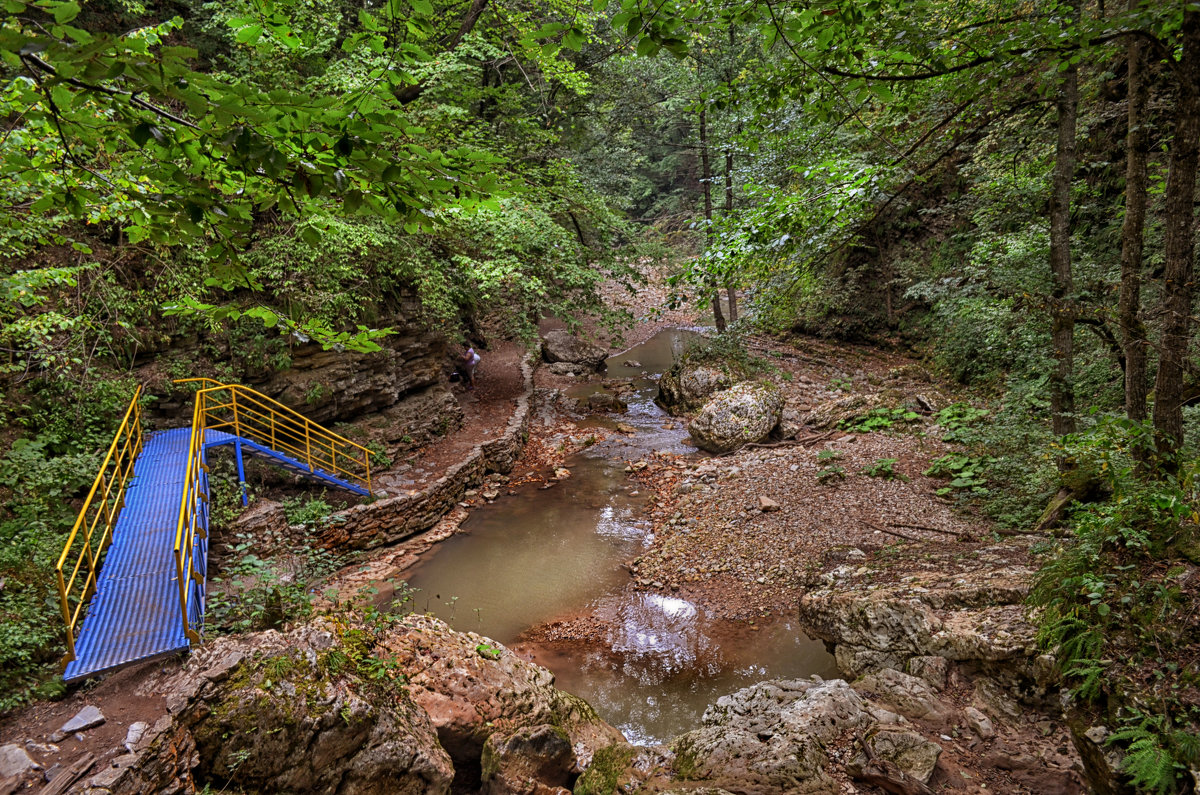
xmin=1118 ymin=0 xmax=1150 ymax=431
xmin=1152 ymin=8 xmax=1200 ymax=457
xmin=1048 ymin=0 xmax=1081 ymax=449
xmin=698 ymin=101 xmax=727 ymax=332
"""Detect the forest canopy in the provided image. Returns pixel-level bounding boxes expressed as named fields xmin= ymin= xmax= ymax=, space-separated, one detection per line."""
xmin=3 ymin=0 xmax=1200 ymax=789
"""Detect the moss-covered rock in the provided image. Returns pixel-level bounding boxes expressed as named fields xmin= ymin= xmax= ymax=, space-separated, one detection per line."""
xmin=687 ymin=381 xmax=783 ymax=454
xmin=379 ymin=615 xmax=629 ymax=769
xmin=84 ymin=620 xmax=454 ymax=795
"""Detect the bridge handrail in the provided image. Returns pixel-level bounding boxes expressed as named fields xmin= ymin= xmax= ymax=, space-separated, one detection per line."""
xmin=55 ymin=386 xmax=143 ymax=666
xmin=172 ymin=380 xmax=374 ymax=639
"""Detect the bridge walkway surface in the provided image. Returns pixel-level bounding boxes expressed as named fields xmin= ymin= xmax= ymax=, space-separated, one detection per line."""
xmin=58 ymin=383 xmax=374 ymax=681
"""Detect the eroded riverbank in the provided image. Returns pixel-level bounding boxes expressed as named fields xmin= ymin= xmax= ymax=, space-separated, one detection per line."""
xmin=403 ymin=328 xmax=840 ymax=745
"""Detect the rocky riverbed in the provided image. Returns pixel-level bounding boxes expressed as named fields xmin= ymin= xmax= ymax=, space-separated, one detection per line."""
xmin=0 ymin=265 xmax=1111 ymax=793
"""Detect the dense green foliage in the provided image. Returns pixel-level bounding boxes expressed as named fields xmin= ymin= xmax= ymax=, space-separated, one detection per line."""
xmin=3 ymin=0 xmax=1200 ymax=789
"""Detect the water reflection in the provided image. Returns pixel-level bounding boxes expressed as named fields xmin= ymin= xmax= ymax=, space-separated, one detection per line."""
xmin=400 ymin=329 xmax=838 ymax=745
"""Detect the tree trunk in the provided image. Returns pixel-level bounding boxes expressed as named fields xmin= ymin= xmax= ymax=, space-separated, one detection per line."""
xmin=699 ymin=104 xmax=726 ymax=333
xmin=724 ymin=146 xmax=738 ymax=323
xmin=1119 ymin=2 xmax=1150 ymax=432
xmin=1153 ymin=9 xmax=1200 ymax=458
xmin=1048 ymin=1 xmax=1080 ymax=452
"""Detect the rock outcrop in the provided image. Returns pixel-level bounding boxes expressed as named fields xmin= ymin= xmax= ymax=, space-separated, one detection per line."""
xmin=798 ymin=551 xmax=1039 ymax=680
xmin=78 ymin=621 xmax=455 ymax=794
xmin=379 ymin=615 xmax=628 ymax=768
xmin=667 ymin=678 xmax=935 ymax=795
xmin=72 ymin=615 xmax=626 ymax=794
xmin=541 ymin=330 xmax=608 ymax=371
xmin=687 ymin=382 xmax=783 ymax=454
xmin=147 ymin=300 xmax=460 ymax=441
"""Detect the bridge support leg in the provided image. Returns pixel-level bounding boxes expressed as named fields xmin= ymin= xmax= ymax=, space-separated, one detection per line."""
xmin=234 ymin=438 xmax=248 ymax=506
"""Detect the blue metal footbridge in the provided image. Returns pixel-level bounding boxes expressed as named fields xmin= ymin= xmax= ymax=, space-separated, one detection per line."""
xmin=56 ymin=379 xmax=375 ymax=681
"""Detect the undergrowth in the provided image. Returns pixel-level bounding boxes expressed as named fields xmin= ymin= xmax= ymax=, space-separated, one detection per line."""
xmin=1029 ymin=420 xmax=1200 ymax=794
xmin=0 ymin=376 xmax=139 ymax=713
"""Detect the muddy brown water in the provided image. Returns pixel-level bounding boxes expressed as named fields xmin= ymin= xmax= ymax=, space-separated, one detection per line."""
xmin=403 ymin=329 xmax=837 ymax=746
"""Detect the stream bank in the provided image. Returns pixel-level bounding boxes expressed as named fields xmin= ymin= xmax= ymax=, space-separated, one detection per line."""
xmin=0 ymin=263 xmax=1100 ymax=792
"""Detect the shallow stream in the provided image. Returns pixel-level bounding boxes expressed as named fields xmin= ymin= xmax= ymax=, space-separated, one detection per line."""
xmin=403 ymin=329 xmax=837 ymax=745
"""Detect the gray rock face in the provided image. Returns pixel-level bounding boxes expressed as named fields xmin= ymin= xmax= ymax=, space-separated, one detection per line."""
xmin=0 ymin=744 xmax=37 ymax=779
xmin=658 ymin=364 xmax=735 ymax=415
xmin=670 ymin=679 xmax=887 ymax=794
xmin=541 ymin=330 xmax=608 ymax=370
xmin=855 ymin=668 xmax=953 ymax=724
xmin=481 ymin=724 xmax=574 ymax=795
xmin=149 ymin=300 xmax=458 ymax=434
xmin=798 ymin=563 xmax=1037 ymax=665
xmin=49 ymin=705 xmax=105 ymax=742
xmin=687 ymin=382 xmax=783 ymax=454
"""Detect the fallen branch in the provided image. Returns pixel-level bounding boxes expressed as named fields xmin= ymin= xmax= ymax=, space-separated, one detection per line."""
xmin=1033 ymin=486 xmax=1075 ymax=535
xmin=849 ymin=732 xmax=935 ymax=795
xmin=716 ymin=431 xmax=837 ymax=457
xmin=889 ymin=522 xmax=967 ymax=537
xmin=41 ymin=753 xmax=96 ymax=795
xmin=861 ymin=517 xmax=918 ymax=541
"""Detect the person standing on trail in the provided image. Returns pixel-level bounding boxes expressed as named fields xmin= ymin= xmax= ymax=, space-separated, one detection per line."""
xmin=460 ymin=343 xmax=481 ymax=390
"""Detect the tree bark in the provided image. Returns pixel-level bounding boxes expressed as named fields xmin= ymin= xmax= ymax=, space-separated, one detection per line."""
xmin=1153 ymin=9 xmax=1200 ymax=458
xmin=1048 ymin=0 xmax=1080 ymax=451
xmin=724 ymin=145 xmax=738 ymax=323
xmin=699 ymin=104 xmax=726 ymax=333
xmin=1119 ymin=1 xmax=1150 ymax=430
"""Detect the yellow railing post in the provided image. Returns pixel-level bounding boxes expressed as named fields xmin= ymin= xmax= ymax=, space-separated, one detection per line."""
xmin=305 ymin=423 xmax=313 ymax=472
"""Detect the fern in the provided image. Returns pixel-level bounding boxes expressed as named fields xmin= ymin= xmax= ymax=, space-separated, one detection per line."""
xmin=1109 ymin=716 xmax=1185 ymax=794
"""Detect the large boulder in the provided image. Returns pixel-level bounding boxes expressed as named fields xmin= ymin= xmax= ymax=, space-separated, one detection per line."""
xmin=75 ymin=615 xmax=627 ymax=795
xmin=797 ymin=557 xmax=1038 ymax=667
xmin=378 ymin=615 xmax=628 ymax=769
xmin=669 ymin=679 xmax=897 ymax=794
xmin=657 ymin=363 xmax=736 ymax=415
xmin=81 ymin=621 xmax=455 ymax=795
xmin=687 ymin=382 xmax=783 ymax=454
xmin=541 ymin=330 xmax=608 ymax=371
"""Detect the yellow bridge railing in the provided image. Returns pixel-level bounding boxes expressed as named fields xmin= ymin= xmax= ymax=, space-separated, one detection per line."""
xmin=55 ymin=386 xmax=143 ymax=666
xmin=173 ymin=379 xmax=373 ymax=639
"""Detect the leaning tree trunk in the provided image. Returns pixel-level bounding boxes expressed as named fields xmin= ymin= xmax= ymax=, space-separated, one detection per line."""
xmin=699 ymin=104 xmax=726 ymax=333
xmin=1119 ymin=1 xmax=1150 ymax=431
xmin=1048 ymin=2 xmax=1080 ymax=455
xmin=1153 ymin=9 xmax=1200 ymax=460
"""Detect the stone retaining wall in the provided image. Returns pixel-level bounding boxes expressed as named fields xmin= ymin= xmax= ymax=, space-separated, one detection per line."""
xmin=321 ymin=352 xmax=535 ymax=551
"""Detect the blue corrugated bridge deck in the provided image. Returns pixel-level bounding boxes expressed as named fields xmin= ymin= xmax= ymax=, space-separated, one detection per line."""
xmin=64 ymin=427 xmax=369 ymax=681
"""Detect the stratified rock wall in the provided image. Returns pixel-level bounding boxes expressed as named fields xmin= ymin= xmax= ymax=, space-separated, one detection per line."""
xmin=144 ymin=294 xmax=461 ymax=441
